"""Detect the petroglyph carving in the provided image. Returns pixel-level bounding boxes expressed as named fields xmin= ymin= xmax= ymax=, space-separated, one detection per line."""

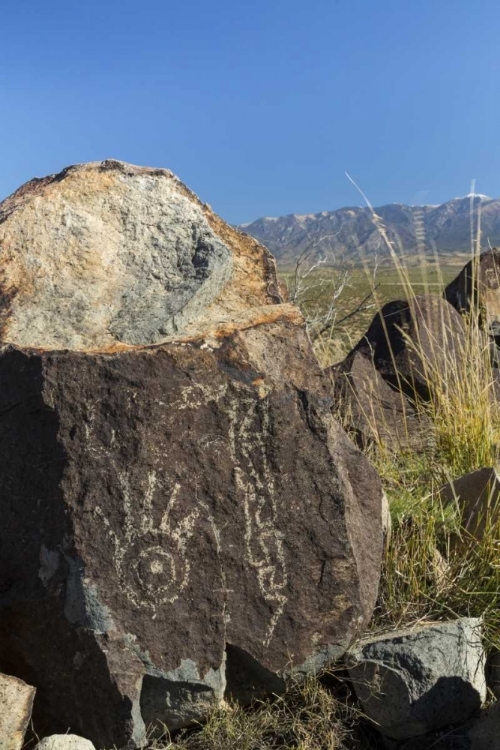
xmin=228 ymin=396 xmax=288 ymax=647
xmin=170 ymin=380 xmax=289 ymax=645
xmin=97 ymin=472 xmax=200 ymax=610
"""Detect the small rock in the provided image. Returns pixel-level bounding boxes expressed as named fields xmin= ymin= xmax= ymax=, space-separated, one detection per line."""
xmin=440 ymin=467 xmax=500 ymax=543
xmin=347 ymin=618 xmax=486 ymax=740
xmin=469 ymin=700 xmax=500 ymax=750
xmin=35 ymin=737 xmax=96 ymax=750
xmin=0 ymin=672 xmax=36 ymax=750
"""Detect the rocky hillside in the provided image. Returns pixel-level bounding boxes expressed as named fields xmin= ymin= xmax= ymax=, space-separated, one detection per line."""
xmin=240 ymin=195 xmax=500 ymax=264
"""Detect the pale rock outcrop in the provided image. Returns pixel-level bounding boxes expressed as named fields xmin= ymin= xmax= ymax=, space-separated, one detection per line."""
xmin=0 ymin=162 xmax=384 ymax=748
xmin=35 ymin=737 xmax=95 ymax=750
xmin=0 ymin=673 xmax=36 ymax=750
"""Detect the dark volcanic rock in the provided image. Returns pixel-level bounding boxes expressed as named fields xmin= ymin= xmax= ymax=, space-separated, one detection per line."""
xmin=348 ymin=295 xmax=466 ymax=401
xmin=327 ymin=351 xmax=434 ymax=452
xmin=0 ymin=162 xmax=383 ymax=748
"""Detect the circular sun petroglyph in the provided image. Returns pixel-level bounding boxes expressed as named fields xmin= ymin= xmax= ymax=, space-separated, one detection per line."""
xmin=126 ymin=545 xmax=186 ymax=608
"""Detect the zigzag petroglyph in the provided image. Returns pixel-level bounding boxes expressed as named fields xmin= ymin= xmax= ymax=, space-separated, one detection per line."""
xmin=227 ymin=395 xmax=288 ymax=647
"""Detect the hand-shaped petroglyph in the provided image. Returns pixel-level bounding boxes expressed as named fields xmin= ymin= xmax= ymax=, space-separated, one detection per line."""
xmin=97 ymin=471 xmax=200 ymax=611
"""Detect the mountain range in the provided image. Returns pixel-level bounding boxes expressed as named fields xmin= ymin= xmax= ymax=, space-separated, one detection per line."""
xmin=239 ymin=195 xmax=500 ymax=265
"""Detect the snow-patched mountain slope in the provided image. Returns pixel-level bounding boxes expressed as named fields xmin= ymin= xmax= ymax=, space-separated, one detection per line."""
xmin=240 ymin=196 xmax=500 ymax=263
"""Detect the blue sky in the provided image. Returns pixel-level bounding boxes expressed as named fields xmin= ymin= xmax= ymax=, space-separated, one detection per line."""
xmin=1 ymin=0 xmax=498 ymax=223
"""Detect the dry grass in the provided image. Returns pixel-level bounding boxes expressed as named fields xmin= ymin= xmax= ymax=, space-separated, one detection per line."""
xmin=150 ymin=672 xmax=379 ymax=750
xmin=319 ymin=203 xmax=500 ymax=650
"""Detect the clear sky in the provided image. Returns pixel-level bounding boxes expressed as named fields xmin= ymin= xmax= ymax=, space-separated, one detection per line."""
xmin=1 ymin=0 xmax=498 ymax=224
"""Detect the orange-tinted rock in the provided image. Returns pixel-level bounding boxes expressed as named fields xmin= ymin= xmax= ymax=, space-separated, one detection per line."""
xmin=0 ymin=673 xmax=36 ymax=750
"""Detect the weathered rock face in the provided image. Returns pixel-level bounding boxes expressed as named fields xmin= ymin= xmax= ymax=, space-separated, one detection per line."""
xmin=348 ymin=295 xmax=466 ymax=401
xmin=0 ymin=160 xmax=281 ymax=350
xmin=0 ymin=673 xmax=36 ymax=750
xmin=347 ymin=618 xmax=486 ymax=740
xmin=0 ymin=162 xmax=384 ymax=748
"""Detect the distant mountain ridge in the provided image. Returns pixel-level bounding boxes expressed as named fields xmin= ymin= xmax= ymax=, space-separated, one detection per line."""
xmin=240 ymin=196 xmax=500 ymax=264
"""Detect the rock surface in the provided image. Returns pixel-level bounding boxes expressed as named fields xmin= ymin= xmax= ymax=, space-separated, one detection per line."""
xmin=0 ymin=673 xmax=36 ymax=750
xmin=347 ymin=618 xmax=486 ymax=740
xmin=0 ymin=160 xmax=281 ymax=351
xmin=0 ymin=161 xmax=384 ymax=748
xmin=348 ymin=295 xmax=466 ymax=401
xmin=440 ymin=467 xmax=500 ymax=543
xmin=35 ymin=737 xmax=96 ymax=750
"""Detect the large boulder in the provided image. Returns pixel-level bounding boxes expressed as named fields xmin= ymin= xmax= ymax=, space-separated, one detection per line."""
xmin=347 ymin=295 xmax=466 ymax=401
xmin=0 ymin=673 xmax=36 ymax=750
xmin=0 ymin=161 xmax=384 ymax=748
xmin=347 ymin=618 xmax=486 ymax=740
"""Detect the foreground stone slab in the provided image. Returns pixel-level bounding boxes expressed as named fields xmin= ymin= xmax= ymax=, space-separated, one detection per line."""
xmin=36 ymin=738 xmax=96 ymax=750
xmin=347 ymin=618 xmax=486 ymax=740
xmin=0 ymin=162 xmax=384 ymax=748
xmin=0 ymin=673 xmax=36 ymax=750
